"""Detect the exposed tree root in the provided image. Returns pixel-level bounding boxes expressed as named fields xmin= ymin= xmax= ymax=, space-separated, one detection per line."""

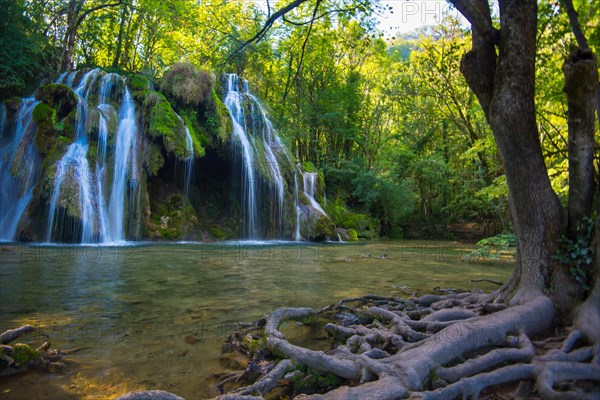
xmin=0 ymin=325 xmax=84 ymax=377
xmin=208 ymin=291 xmax=600 ymax=400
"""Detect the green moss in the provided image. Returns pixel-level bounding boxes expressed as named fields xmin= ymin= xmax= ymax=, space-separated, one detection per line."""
xmin=33 ymin=103 xmax=70 ymax=155
xmin=34 ymin=83 xmax=77 ymax=119
xmin=39 ymin=136 xmax=72 ymax=196
xmin=143 ymin=142 xmax=165 ymax=176
xmin=11 ymin=343 xmax=40 ymax=366
xmin=302 ymin=161 xmax=317 ymax=173
xmin=301 ymin=314 xmax=318 ymax=326
xmin=128 ymin=74 xmax=152 ymax=92
xmin=347 ymin=229 xmax=358 ymax=241
xmin=290 ymin=365 xmax=342 ymax=395
xmin=144 ymin=91 xmax=191 ymax=160
xmin=209 ymin=225 xmax=232 ymax=240
xmin=201 ymin=90 xmax=231 ymax=143
xmin=315 ymin=216 xmax=335 ymax=238
xmin=299 ymin=192 xmax=310 ymax=206
xmin=4 ymin=97 xmax=22 ymax=111
xmin=157 ymin=226 xmax=180 ymax=239
xmin=183 ymin=115 xmax=205 ymax=157
xmin=242 ymin=333 xmax=267 ymax=354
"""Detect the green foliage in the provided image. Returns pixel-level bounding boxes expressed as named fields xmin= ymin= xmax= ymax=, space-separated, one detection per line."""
xmin=161 ymin=62 xmax=215 ymax=107
xmin=0 ymin=0 xmax=57 ymax=100
xmin=477 ymin=234 xmax=516 ymax=249
xmin=554 ymin=218 xmax=594 ymax=294
xmin=466 ymin=233 xmax=516 ymax=261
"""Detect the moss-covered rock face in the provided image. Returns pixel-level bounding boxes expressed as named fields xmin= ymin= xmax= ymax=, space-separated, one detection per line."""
xmin=143 ymin=142 xmax=165 ymax=176
xmin=315 ymin=215 xmax=336 ymax=238
xmin=161 ymin=62 xmax=215 ymax=108
xmin=32 ymin=101 xmax=77 ymax=155
xmin=143 ymin=90 xmax=192 ymax=160
xmin=35 ymin=84 xmax=77 ymax=120
xmin=37 ymin=136 xmax=72 ymax=200
xmin=206 ymin=90 xmax=232 ymax=143
xmin=302 ymin=161 xmax=317 ymax=173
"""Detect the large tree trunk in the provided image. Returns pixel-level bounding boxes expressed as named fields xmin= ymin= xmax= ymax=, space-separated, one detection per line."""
xmin=563 ymin=49 xmax=598 ymax=238
xmin=60 ymin=0 xmax=81 ymax=72
xmin=458 ymin=0 xmax=564 ymax=305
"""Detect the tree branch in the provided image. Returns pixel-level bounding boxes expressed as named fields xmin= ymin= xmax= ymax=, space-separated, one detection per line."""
xmin=75 ymin=0 xmax=123 ymax=30
xmin=448 ymin=0 xmax=498 ymax=42
xmin=560 ymin=0 xmax=589 ymax=50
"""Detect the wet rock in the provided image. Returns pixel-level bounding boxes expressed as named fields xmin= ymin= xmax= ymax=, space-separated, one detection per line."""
xmin=115 ymin=390 xmax=185 ymax=400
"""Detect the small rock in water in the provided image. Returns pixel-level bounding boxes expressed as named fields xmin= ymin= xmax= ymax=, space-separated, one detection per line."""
xmin=184 ymin=335 xmax=199 ymax=345
xmin=115 ymin=390 xmax=185 ymax=400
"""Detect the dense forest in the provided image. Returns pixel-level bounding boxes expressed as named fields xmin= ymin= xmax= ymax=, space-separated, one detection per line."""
xmin=2 ymin=0 xmax=595 ymax=240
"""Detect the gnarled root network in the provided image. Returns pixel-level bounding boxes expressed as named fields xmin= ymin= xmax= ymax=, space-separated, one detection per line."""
xmin=212 ymin=291 xmax=600 ymax=400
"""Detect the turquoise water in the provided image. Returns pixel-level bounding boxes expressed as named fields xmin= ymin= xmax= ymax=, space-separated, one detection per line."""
xmin=0 ymin=241 xmax=512 ymax=399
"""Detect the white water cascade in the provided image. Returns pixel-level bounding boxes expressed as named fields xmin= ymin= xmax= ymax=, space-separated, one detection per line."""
xmin=301 ymin=170 xmax=327 ymax=216
xmin=0 ymin=99 xmax=40 ymax=241
xmin=223 ymin=74 xmax=289 ymax=239
xmin=45 ymin=69 xmax=143 ymax=243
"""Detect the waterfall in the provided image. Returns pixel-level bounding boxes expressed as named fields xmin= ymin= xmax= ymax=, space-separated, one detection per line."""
xmin=222 ymin=73 xmax=308 ymax=240
xmin=301 ymin=170 xmax=327 ymax=216
xmin=0 ymin=99 xmax=40 ymax=241
xmin=294 ymin=173 xmax=302 ymax=241
xmin=105 ymin=88 xmax=139 ymax=243
xmin=179 ymin=115 xmax=194 ymax=232
xmin=223 ymin=74 xmax=260 ymax=238
xmin=46 ymin=69 xmax=143 ymax=243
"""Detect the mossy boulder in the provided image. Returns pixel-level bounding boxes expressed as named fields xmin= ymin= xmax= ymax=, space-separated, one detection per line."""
xmin=209 ymin=225 xmax=234 ymax=240
xmin=347 ymin=228 xmax=358 ymax=241
xmin=315 ymin=216 xmax=336 ymax=238
xmin=37 ymin=136 xmax=73 ymax=199
xmin=161 ymin=62 xmax=215 ymax=108
xmin=11 ymin=343 xmax=40 ymax=366
xmin=35 ymin=84 xmax=77 ymax=119
xmin=302 ymin=161 xmax=317 ymax=173
xmin=32 ymin=103 xmax=60 ymax=154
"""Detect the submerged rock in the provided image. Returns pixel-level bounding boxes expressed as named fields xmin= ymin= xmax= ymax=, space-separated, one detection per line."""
xmin=115 ymin=390 xmax=185 ymax=400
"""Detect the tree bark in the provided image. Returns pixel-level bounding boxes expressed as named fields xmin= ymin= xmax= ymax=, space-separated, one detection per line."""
xmin=112 ymin=2 xmax=129 ymax=69
xmin=563 ymin=50 xmax=598 ymax=238
xmin=454 ymin=0 xmax=565 ymax=304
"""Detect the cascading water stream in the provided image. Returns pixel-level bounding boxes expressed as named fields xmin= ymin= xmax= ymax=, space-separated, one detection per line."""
xmin=223 ymin=74 xmax=259 ymax=238
xmin=294 ymin=173 xmax=302 ymax=241
xmin=46 ymin=69 xmax=143 ymax=243
xmin=105 ymin=87 xmax=139 ymax=243
xmin=301 ymin=170 xmax=327 ymax=216
xmin=178 ymin=115 xmax=195 ymax=231
xmin=46 ymin=70 xmax=101 ymax=242
xmin=0 ymin=99 xmax=40 ymax=241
